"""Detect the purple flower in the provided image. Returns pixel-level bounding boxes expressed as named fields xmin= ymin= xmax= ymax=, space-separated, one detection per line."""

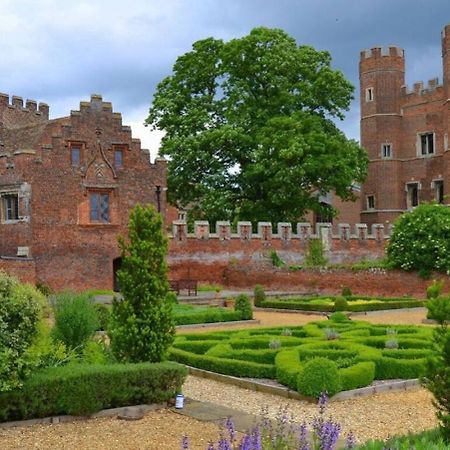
xmin=315 ymin=420 xmax=341 ymax=450
xmin=217 ymin=435 xmax=232 ymax=450
xmin=251 ymin=426 xmax=262 ymax=450
xmin=239 ymin=434 xmax=252 ymax=450
xmin=181 ymin=435 xmax=189 ymax=450
xmin=225 ymin=416 xmax=236 ymax=442
xmin=318 ymin=392 xmax=329 ymax=415
xmin=297 ymin=422 xmax=310 ymax=450
xmin=345 ymin=431 xmax=357 ymax=449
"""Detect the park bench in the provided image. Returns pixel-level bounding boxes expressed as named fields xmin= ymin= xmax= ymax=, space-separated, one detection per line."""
xmin=169 ymin=279 xmax=198 ymax=296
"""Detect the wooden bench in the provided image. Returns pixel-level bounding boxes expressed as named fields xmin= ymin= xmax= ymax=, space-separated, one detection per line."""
xmin=169 ymin=279 xmax=198 ymax=296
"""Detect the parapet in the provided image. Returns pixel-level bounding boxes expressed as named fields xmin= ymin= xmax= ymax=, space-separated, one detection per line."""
xmin=171 ymin=221 xmax=392 ymax=243
xmin=360 ymin=46 xmax=404 ymax=60
xmin=401 ymin=77 xmax=442 ymax=96
xmin=0 ymin=93 xmax=49 ymax=121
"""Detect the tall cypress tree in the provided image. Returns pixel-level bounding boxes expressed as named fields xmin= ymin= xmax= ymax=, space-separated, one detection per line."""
xmin=109 ymin=204 xmax=174 ymax=362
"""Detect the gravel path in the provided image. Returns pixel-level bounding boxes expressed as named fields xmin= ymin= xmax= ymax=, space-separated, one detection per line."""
xmin=183 ymin=376 xmax=437 ymax=444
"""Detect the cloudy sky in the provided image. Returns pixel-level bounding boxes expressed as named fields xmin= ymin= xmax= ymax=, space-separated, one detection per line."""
xmin=1 ymin=0 xmax=449 ymax=159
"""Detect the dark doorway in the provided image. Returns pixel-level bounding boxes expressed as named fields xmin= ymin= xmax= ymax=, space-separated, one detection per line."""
xmin=113 ymin=257 xmax=122 ymax=292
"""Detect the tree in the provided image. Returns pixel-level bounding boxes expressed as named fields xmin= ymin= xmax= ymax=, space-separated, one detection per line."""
xmin=109 ymin=205 xmax=175 ymax=363
xmin=387 ymin=203 xmax=450 ymax=275
xmin=146 ymin=27 xmax=367 ymax=224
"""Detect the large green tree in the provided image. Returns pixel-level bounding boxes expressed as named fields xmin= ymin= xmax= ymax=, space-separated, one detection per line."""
xmin=147 ymin=27 xmax=367 ymax=223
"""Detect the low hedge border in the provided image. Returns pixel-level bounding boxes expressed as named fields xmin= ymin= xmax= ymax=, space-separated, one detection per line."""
xmin=0 ymin=362 xmax=187 ymax=422
xmin=175 ymin=310 xmax=243 ymax=325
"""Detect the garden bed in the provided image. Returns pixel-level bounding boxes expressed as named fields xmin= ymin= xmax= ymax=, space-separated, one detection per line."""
xmin=256 ymin=295 xmax=427 ymax=312
xmin=169 ymin=319 xmax=433 ymax=397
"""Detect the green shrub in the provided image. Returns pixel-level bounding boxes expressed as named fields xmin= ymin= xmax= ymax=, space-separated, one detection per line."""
xmin=0 ymin=272 xmax=45 ymax=392
xmin=334 ymin=296 xmax=348 ymax=311
xmin=427 ymin=296 xmax=450 ymax=325
xmin=341 ymin=287 xmax=352 ymax=297
xmin=0 ymin=362 xmax=187 ymax=421
xmin=175 ymin=309 xmax=242 ymax=325
xmin=275 ymin=348 xmax=302 ymax=390
xmin=297 ymin=357 xmax=341 ymax=397
xmin=109 ymin=205 xmax=175 ymax=363
xmin=95 ymin=304 xmax=111 ymax=331
xmin=81 ymin=341 xmax=111 ymax=365
xmin=387 ymin=203 xmax=450 ymax=273
xmin=269 ymin=250 xmax=285 ymax=268
xmin=234 ymin=294 xmax=253 ymax=320
xmin=35 ymin=282 xmax=53 ymax=297
xmin=330 ymin=312 xmax=350 ymax=323
xmin=253 ymin=284 xmax=266 ymax=307
xmin=340 ymin=361 xmax=375 ymax=391
xmin=166 ymin=292 xmax=178 ymax=305
xmin=305 ymin=239 xmax=327 ymax=267
xmin=427 ymin=280 xmax=445 ymax=300
xmin=52 ymin=292 xmax=99 ymax=351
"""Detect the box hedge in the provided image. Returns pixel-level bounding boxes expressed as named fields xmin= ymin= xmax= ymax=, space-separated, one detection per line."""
xmin=0 ymin=362 xmax=187 ymax=421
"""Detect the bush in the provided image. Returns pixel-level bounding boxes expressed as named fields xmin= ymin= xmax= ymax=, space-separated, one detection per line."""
xmin=340 ymin=361 xmax=375 ymax=391
xmin=297 ymin=358 xmax=341 ymax=397
xmin=269 ymin=250 xmax=285 ymax=268
xmin=95 ymin=304 xmax=111 ymax=331
xmin=387 ymin=203 xmax=450 ymax=273
xmin=0 ymin=361 xmax=187 ymax=421
xmin=427 ymin=280 xmax=445 ymax=300
xmin=427 ymin=296 xmax=450 ymax=325
xmin=334 ymin=296 xmax=348 ymax=311
xmin=234 ymin=294 xmax=253 ymax=320
xmin=109 ymin=205 xmax=175 ymax=363
xmin=174 ymin=309 xmax=242 ymax=325
xmin=341 ymin=287 xmax=352 ymax=297
xmin=305 ymin=238 xmax=327 ymax=267
xmin=0 ymin=272 xmax=45 ymax=392
xmin=52 ymin=292 xmax=99 ymax=351
xmin=329 ymin=312 xmax=350 ymax=323
xmin=253 ymin=285 xmax=266 ymax=307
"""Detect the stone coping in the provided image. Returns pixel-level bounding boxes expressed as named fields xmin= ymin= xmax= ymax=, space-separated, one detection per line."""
xmin=187 ymin=366 xmax=420 ymax=402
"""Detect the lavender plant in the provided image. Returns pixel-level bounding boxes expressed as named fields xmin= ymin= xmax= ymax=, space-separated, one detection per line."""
xmin=181 ymin=392 xmax=356 ymax=450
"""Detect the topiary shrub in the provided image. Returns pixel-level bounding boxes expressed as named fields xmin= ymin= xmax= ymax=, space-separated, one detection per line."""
xmin=253 ymin=285 xmax=266 ymax=307
xmin=387 ymin=203 xmax=450 ymax=274
xmin=334 ymin=296 xmax=348 ymax=311
xmin=427 ymin=296 xmax=450 ymax=323
xmin=234 ymin=294 xmax=253 ymax=320
xmin=0 ymin=272 xmax=46 ymax=392
xmin=109 ymin=205 xmax=175 ymax=363
xmin=329 ymin=312 xmax=350 ymax=323
xmin=52 ymin=292 xmax=99 ymax=351
xmin=341 ymin=287 xmax=352 ymax=298
xmin=95 ymin=304 xmax=111 ymax=331
xmin=297 ymin=357 xmax=341 ymax=397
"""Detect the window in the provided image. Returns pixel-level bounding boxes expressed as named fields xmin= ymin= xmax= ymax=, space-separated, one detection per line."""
xmin=1 ymin=194 xmax=19 ymax=221
xmin=89 ymin=192 xmax=110 ymax=223
xmin=434 ymin=180 xmax=444 ymax=204
xmin=114 ymin=149 xmax=123 ymax=169
xmin=365 ymin=87 xmax=374 ymax=102
xmin=366 ymin=195 xmax=375 ymax=210
xmin=178 ymin=211 xmax=187 ymax=221
xmin=71 ymin=147 xmax=81 ymax=166
xmin=419 ymin=133 xmax=434 ymax=155
xmin=406 ymin=183 xmax=419 ymax=209
xmin=381 ymin=143 xmax=392 ymax=159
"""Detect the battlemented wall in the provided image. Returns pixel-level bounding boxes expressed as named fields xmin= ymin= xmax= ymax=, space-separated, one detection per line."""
xmin=168 ymin=220 xmax=388 ymax=282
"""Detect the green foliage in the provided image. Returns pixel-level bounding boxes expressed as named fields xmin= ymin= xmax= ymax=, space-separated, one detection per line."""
xmin=427 ymin=280 xmax=445 ymax=300
xmin=340 ymin=361 xmax=375 ymax=391
xmin=427 ymin=297 xmax=450 ymax=325
xmin=0 ymin=272 xmax=45 ymax=392
xmin=197 ymin=284 xmax=223 ymax=292
xmin=234 ymin=294 xmax=253 ymax=320
xmin=350 ymin=259 xmax=391 ymax=271
xmin=341 ymin=286 xmax=352 ymax=297
xmin=174 ymin=305 xmax=242 ymax=325
xmin=297 ymin=358 xmax=341 ymax=397
xmin=253 ymin=284 xmax=266 ymax=307
xmin=0 ymin=362 xmax=187 ymax=421
xmin=109 ymin=205 xmax=175 ymax=363
xmin=330 ymin=312 xmax=350 ymax=323
xmin=334 ymin=296 xmax=348 ymax=311
xmin=81 ymin=341 xmax=111 ymax=365
xmin=35 ymin=282 xmax=53 ymax=297
xmin=269 ymin=250 xmax=285 ymax=268
xmin=305 ymin=239 xmax=327 ymax=267
xmin=52 ymin=292 xmax=99 ymax=351
xmin=95 ymin=304 xmax=111 ymax=331
xmin=387 ymin=203 xmax=450 ymax=273
xmin=147 ymin=27 xmax=367 ymax=224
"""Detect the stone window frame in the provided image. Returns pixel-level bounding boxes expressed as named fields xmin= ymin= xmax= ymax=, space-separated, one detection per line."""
xmin=0 ymin=191 xmax=20 ymax=223
xmin=381 ymin=142 xmax=392 ymax=159
xmin=68 ymin=141 xmax=86 ymax=167
xmin=365 ymin=87 xmax=374 ymax=102
xmin=405 ymin=182 xmax=420 ymax=209
xmin=112 ymin=144 xmax=126 ymax=170
xmin=431 ymin=179 xmax=444 ymax=204
xmin=416 ymin=132 xmax=435 ymax=157
xmin=366 ymin=194 xmax=375 ymax=210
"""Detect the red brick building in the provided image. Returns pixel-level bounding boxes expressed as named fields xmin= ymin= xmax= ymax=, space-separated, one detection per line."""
xmin=0 ymin=94 xmax=167 ymax=291
xmin=360 ymin=24 xmax=450 ymax=226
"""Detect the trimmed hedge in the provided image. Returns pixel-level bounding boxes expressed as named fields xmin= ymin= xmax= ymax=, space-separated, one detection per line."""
xmin=171 ymin=320 xmax=431 ymax=397
xmin=0 ymin=362 xmax=187 ymax=421
xmin=175 ymin=308 xmax=243 ymax=325
xmin=258 ymin=295 xmax=426 ymax=312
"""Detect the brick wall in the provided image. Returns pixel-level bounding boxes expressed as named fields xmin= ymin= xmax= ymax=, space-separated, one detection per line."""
xmin=0 ymin=257 xmax=36 ymax=285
